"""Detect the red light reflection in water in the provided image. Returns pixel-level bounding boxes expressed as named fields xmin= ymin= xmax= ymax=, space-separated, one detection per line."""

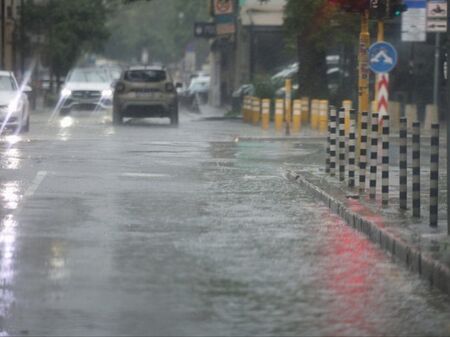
xmin=321 ymin=208 xmax=387 ymax=336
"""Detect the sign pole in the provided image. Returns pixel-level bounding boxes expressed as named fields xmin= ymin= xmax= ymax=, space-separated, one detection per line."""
xmin=359 ymin=10 xmax=370 ymax=141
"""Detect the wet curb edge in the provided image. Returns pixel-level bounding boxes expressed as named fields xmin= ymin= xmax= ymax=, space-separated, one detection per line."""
xmin=286 ymin=171 xmax=450 ymax=297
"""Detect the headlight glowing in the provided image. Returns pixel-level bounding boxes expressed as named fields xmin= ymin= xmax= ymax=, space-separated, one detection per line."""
xmin=102 ymin=89 xmax=113 ymax=98
xmin=61 ymin=88 xmax=72 ymax=98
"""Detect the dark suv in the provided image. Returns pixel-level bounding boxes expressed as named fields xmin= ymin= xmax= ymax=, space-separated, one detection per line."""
xmin=113 ymin=66 xmax=179 ymax=125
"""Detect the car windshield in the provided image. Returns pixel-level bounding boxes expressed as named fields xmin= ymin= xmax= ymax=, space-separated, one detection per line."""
xmin=124 ymin=70 xmax=166 ymax=82
xmin=68 ymin=69 xmax=109 ymax=83
xmin=0 ymin=76 xmax=15 ymax=91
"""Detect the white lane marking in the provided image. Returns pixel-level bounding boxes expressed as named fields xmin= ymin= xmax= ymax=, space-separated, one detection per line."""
xmin=121 ymin=173 xmax=170 ymax=178
xmin=24 ymin=171 xmax=48 ymax=198
xmin=243 ymin=175 xmax=282 ymax=181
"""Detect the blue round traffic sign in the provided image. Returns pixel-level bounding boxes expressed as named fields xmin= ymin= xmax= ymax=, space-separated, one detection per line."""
xmin=368 ymin=42 xmax=398 ymax=74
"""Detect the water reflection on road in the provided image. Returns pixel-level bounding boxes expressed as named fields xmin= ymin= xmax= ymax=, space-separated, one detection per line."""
xmin=0 ymin=113 xmax=447 ymax=336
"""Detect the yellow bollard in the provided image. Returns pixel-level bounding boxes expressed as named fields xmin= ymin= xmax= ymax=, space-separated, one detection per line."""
xmin=301 ymin=97 xmax=309 ymax=124
xmin=370 ymin=100 xmax=378 ymax=114
xmin=285 ymin=79 xmax=293 ymax=124
xmin=311 ymin=99 xmax=320 ymax=129
xmin=292 ymin=99 xmax=302 ymax=133
xmin=242 ymin=96 xmax=248 ymax=122
xmin=261 ymin=99 xmax=270 ymax=130
xmin=343 ymin=100 xmax=352 ymax=134
xmin=319 ymin=100 xmax=329 ymax=133
xmin=275 ymin=99 xmax=284 ymax=131
xmin=252 ymin=97 xmax=261 ymax=125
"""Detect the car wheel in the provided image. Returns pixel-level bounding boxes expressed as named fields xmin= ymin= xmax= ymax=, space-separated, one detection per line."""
xmin=113 ymin=107 xmax=123 ymax=125
xmin=170 ymin=106 xmax=179 ymax=126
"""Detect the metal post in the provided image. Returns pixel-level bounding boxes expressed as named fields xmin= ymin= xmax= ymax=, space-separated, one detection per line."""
xmin=252 ymin=97 xmax=260 ymax=125
xmin=275 ymin=99 xmax=284 ymax=131
xmin=319 ymin=100 xmax=329 ymax=133
xmin=430 ymin=124 xmax=440 ymax=227
xmin=329 ymin=106 xmax=337 ymax=177
xmin=399 ymin=117 xmax=408 ymax=210
xmin=359 ymin=112 xmax=369 ymax=192
xmin=369 ymin=113 xmax=379 ymax=199
xmin=301 ymin=97 xmax=309 ymax=124
xmin=382 ymin=115 xmax=390 ymax=206
xmin=412 ymin=121 xmax=421 ymax=218
xmin=292 ymin=99 xmax=301 ymax=133
xmin=358 ymin=11 xmax=370 ymax=140
xmin=339 ymin=108 xmax=346 ymax=182
xmin=285 ymin=79 xmax=292 ymax=135
xmin=433 ymin=33 xmax=441 ymax=106
xmin=243 ymin=96 xmax=249 ymax=122
xmin=261 ymin=99 xmax=270 ymax=130
xmin=326 ymin=106 xmax=331 ymax=174
xmin=348 ymin=109 xmax=356 ymax=188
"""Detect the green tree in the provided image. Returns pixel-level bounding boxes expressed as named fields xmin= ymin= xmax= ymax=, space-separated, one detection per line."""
xmin=284 ymin=0 xmax=359 ymax=100
xmin=24 ymin=0 xmax=110 ymax=89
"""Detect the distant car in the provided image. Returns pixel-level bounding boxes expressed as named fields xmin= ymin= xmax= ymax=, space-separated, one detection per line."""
xmin=179 ymin=76 xmax=210 ymax=111
xmin=0 ymin=71 xmax=31 ymax=133
xmin=112 ymin=66 xmax=179 ymax=125
xmin=59 ymin=67 xmax=114 ymax=115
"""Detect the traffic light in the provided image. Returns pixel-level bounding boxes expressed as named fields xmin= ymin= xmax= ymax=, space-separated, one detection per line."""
xmin=388 ymin=0 xmax=407 ymax=17
xmin=369 ymin=0 xmax=387 ymax=19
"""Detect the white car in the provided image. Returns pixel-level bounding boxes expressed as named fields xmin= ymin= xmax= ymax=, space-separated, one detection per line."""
xmin=0 ymin=71 xmax=30 ymax=133
xmin=59 ymin=67 xmax=114 ymax=115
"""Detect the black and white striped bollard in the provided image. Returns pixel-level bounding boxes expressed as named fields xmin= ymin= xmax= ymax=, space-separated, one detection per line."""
xmin=338 ymin=108 xmax=346 ymax=182
xmin=329 ymin=107 xmax=337 ymax=177
xmin=412 ymin=122 xmax=421 ymax=217
xmin=369 ymin=113 xmax=379 ymax=199
xmin=326 ymin=107 xmax=332 ymax=174
xmin=381 ymin=115 xmax=390 ymax=206
xmin=359 ymin=112 xmax=369 ymax=192
xmin=430 ymin=124 xmax=439 ymax=227
xmin=399 ymin=117 xmax=408 ymax=210
xmin=348 ymin=109 xmax=356 ymax=188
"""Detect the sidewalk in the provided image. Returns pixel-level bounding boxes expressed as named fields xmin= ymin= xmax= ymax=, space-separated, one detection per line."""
xmin=282 ymin=128 xmax=450 ymax=296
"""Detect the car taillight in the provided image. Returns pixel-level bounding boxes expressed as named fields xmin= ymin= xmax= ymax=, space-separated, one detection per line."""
xmin=165 ymin=83 xmax=175 ymax=93
xmin=116 ymin=82 xmax=125 ymax=93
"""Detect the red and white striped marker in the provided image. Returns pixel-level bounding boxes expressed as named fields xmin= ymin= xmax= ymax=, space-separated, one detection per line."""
xmin=377 ymin=73 xmax=389 ymax=124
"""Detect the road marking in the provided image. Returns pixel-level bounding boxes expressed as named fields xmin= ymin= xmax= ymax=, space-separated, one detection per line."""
xmin=243 ymin=175 xmax=281 ymax=181
xmin=24 ymin=171 xmax=48 ymax=197
xmin=121 ymin=173 xmax=170 ymax=178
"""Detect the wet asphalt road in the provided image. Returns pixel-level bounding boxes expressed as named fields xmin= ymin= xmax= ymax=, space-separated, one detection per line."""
xmin=0 ymin=108 xmax=449 ymax=336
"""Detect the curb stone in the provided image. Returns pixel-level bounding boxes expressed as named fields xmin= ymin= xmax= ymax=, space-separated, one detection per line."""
xmin=286 ymin=170 xmax=450 ymax=297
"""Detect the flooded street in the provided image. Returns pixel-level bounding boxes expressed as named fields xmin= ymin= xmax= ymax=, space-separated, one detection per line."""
xmin=0 ymin=109 xmax=447 ymax=336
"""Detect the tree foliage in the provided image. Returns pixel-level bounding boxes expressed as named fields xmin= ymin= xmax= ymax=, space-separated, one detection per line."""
xmin=104 ymin=0 xmax=209 ymax=64
xmin=24 ymin=0 xmax=110 ymax=81
xmin=284 ymin=0 xmax=359 ymax=100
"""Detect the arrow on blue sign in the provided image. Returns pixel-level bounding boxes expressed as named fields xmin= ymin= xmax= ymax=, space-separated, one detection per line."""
xmin=368 ymin=42 xmax=398 ymax=74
